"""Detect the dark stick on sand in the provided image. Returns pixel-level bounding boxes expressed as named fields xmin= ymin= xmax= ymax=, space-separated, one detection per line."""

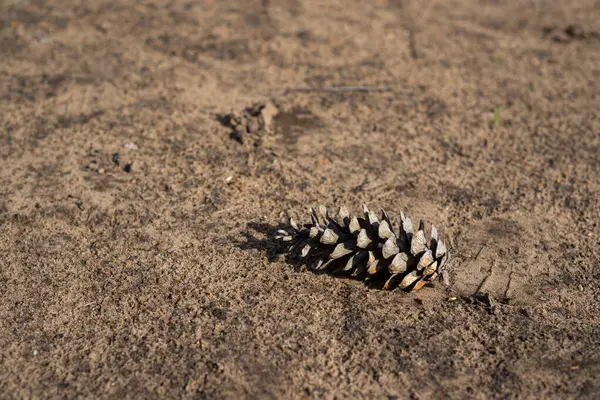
xmin=283 ymin=86 xmax=413 ymax=95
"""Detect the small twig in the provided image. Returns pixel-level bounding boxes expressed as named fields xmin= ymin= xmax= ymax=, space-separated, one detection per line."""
xmin=283 ymin=85 xmax=413 ymax=95
xmin=503 ymin=264 xmax=514 ymax=300
xmin=474 ymin=241 xmax=488 ymax=260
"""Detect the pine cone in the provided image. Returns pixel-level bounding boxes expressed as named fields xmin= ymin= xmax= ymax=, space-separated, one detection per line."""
xmin=274 ymin=205 xmax=449 ymax=292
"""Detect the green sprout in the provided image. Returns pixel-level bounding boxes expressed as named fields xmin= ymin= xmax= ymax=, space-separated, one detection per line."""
xmin=493 ymin=105 xmax=503 ymax=128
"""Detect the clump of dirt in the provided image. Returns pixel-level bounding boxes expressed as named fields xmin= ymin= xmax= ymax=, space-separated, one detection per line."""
xmin=217 ymin=102 xmax=279 ymax=146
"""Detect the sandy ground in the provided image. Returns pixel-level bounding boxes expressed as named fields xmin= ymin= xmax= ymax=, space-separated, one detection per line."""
xmin=1 ymin=0 xmax=600 ymax=398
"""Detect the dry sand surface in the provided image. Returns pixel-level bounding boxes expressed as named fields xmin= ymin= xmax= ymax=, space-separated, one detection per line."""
xmin=1 ymin=0 xmax=600 ymax=398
